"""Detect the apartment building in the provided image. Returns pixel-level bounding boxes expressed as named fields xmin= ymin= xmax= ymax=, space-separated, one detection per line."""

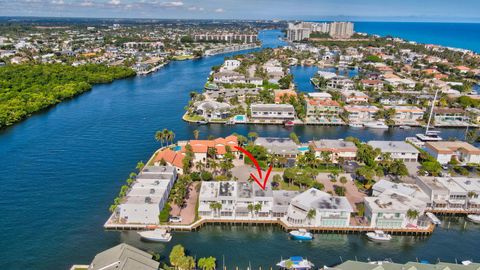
xmin=341 ymin=90 xmax=369 ymax=104
xmin=116 ymin=166 xmax=177 ymax=225
xmin=305 ymin=98 xmax=342 ymax=123
xmin=250 ymin=104 xmax=295 ymax=122
xmin=385 ymin=106 xmax=424 ymax=125
xmin=343 ymin=105 xmax=379 ymax=123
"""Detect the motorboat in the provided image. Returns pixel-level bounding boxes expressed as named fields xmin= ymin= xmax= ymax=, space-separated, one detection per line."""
xmin=284 ymin=120 xmax=295 ymax=127
xmin=426 ymin=212 xmax=442 ymax=225
xmin=138 ymin=228 xmax=172 ymax=242
xmin=366 ymin=230 xmax=392 ymax=242
xmin=196 ymin=120 xmax=208 ymax=125
xmin=289 ymin=229 xmax=313 ymax=240
xmin=364 ymin=121 xmax=389 ymax=129
xmin=399 ymin=125 xmax=411 ymax=129
xmin=349 ymin=123 xmax=363 ymax=128
xmin=277 ymin=256 xmax=314 ymax=270
xmin=467 ymin=214 xmax=480 ymax=223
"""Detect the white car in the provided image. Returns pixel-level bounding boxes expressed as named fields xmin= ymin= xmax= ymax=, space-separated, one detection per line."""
xmin=169 ymin=216 xmax=182 ymax=223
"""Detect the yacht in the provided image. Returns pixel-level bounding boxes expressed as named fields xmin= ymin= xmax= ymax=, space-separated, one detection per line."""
xmin=399 ymin=125 xmax=411 ymax=129
xmin=349 ymin=123 xmax=363 ymax=128
xmin=364 ymin=121 xmax=389 ymax=129
xmin=289 ymin=229 xmax=313 ymax=240
xmin=366 ymin=230 xmax=392 ymax=242
xmin=467 ymin=214 xmax=480 ymax=224
xmin=138 ymin=228 xmax=172 ymax=242
xmin=277 ymin=256 xmax=314 ymax=270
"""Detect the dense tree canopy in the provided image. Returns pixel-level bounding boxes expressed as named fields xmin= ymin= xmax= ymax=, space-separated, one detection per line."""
xmin=0 ymin=63 xmax=135 ymax=128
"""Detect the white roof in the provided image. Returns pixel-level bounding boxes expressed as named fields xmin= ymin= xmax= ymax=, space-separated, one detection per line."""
xmin=292 ymin=188 xmax=353 ymax=212
xmin=365 ymin=191 xmax=426 ymax=212
xmin=373 ymin=180 xmax=416 ymax=197
xmin=368 ymin=140 xmax=419 ymax=154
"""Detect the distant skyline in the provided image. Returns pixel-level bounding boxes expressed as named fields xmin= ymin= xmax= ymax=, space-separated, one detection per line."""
xmin=1 ymin=0 xmax=480 ymax=23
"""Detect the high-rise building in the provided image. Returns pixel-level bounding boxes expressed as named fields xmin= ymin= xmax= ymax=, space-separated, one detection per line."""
xmin=286 ymin=21 xmax=354 ymax=41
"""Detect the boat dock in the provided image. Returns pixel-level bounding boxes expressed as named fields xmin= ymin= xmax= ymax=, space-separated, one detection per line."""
xmin=105 ymin=218 xmax=435 ymax=236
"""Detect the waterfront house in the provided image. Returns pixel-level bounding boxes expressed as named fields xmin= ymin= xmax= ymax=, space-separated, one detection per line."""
xmin=364 ymin=191 xmax=427 ymax=228
xmin=88 ymin=243 xmax=159 ymax=270
xmin=198 ymin=180 xmax=274 ymax=219
xmin=385 ymin=105 xmax=424 ymax=125
xmin=341 ymin=90 xmax=369 ymax=104
xmin=379 ymin=97 xmax=409 ymax=106
xmin=432 ymin=107 xmax=469 ymax=126
xmin=434 ymin=177 xmax=469 ymax=209
xmin=415 ymin=176 xmax=450 ymax=209
xmin=309 ymin=139 xmax=357 ymax=162
xmin=305 ymin=98 xmax=342 ymax=124
xmin=372 ymin=179 xmax=416 ymax=197
xmin=272 ymin=190 xmax=300 ymax=217
xmin=195 ymin=100 xmax=231 ymax=120
xmin=452 ymin=177 xmax=480 ymax=210
xmin=250 ymin=104 xmax=295 ymax=122
xmin=153 ymin=148 xmax=184 ymax=174
xmin=343 ymin=105 xmax=379 ymax=123
xmin=367 ymin=140 xmax=419 ymax=162
xmin=307 ymin=92 xmax=332 ymax=100
xmin=254 ymin=137 xmax=299 ymax=166
xmin=212 ymin=71 xmax=246 ymax=84
xmin=187 ymin=135 xmax=239 ymax=163
xmin=116 ymin=166 xmax=176 ymax=225
xmin=327 ymin=76 xmax=355 ymax=90
xmin=284 ymin=188 xmax=353 ymax=227
xmin=424 ymin=141 xmax=480 ymax=165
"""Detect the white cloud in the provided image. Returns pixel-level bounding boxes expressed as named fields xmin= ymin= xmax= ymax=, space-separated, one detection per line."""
xmin=51 ymin=0 xmax=64 ymax=4
xmin=214 ymin=8 xmax=224 ymax=13
xmin=109 ymin=0 xmax=121 ymax=5
xmin=160 ymin=1 xmax=184 ymax=7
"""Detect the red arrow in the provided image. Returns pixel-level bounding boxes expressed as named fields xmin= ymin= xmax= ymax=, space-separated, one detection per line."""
xmin=234 ymin=145 xmax=273 ymax=190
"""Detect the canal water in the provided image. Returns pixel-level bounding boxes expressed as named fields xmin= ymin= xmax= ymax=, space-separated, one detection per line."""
xmin=0 ymin=29 xmax=477 ymax=270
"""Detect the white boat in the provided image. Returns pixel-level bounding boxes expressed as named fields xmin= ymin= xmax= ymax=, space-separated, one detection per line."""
xmin=349 ymin=123 xmax=363 ymax=128
xmin=467 ymin=214 xmax=480 ymax=223
xmin=417 ymin=88 xmax=443 ymax=142
xmin=426 ymin=212 xmax=442 ymax=225
xmin=366 ymin=230 xmax=392 ymax=242
xmin=364 ymin=121 xmax=389 ymax=129
xmin=399 ymin=125 xmax=411 ymax=129
xmin=289 ymin=229 xmax=313 ymax=240
xmin=277 ymin=256 xmax=314 ymax=270
xmin=138 ymin=229 xmax=172 ymax=242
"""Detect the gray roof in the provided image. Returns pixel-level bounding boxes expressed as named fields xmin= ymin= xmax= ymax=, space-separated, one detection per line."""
xmin=251 ymin=103 xmax=295 ymax=112
xmin=368 ymin=140 xmax=419 ymax=154
xmin=255 ymin=137 xmax=299 ymax=155
xmin=89 ymin=243 xmax=159 ymax=270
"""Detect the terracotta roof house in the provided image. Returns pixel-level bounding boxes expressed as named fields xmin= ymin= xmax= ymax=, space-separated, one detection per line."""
xmin=425 ymin=141 xmax=480 ymax=165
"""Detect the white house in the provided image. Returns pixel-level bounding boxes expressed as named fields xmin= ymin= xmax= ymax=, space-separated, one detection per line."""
xmin=250 ymin=104 xmax=295 ymax=121
xmin=368 ymin=140 xmax=420 ymax=162
xmin=425 ymin=141 xmax=480 ymax=165
xmin=220 ymin=59 xmax=241 ymax=71
xmin=364 ymin=191 xmax=427 ymax=228
xmin=283 ymin=188 xmax=353 ymax=227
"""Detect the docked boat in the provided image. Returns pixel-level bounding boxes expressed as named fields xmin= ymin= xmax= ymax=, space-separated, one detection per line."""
xmin=284 ymin=120 xmax=295 ymax=127
xmin=366 ymin=230 xmax=392 ymax=242
xmin=349 ymin=123 xmax=363 ymax=128
xmin=399 ymin=125 xmax=411 ymax=129
xmin=277 ymin=256 xmax=314 ymax=270
xmin=196 ymin=120 xmax=208 ymax=125
xmin=289 ymin=229 xmax=313 ymax=240
xmin=426 ymin=212 xmax=442 ymax=225
xmin=138 ymin=228 xmax=172 ymax=242
xmin=467 ymin=214 xmax=480 ymax=223
xmin=416 ymin=130 xmax=443 ymax=142
xmin=364 ymin=121 xmax=389 ymax=129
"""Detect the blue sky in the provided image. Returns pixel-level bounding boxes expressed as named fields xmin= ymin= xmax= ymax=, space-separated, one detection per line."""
xmin=1 ymin=0 xmax=480 ymax=22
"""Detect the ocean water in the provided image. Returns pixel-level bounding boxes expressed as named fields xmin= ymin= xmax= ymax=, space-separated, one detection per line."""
xmin=355 ymin=21 xmax=480 ymax=52
xmin=0 ymin=24 xmax=479 ymax=270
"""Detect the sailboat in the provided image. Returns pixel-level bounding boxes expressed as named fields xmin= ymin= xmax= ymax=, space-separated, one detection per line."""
xmin=416 ymin=89 xmax=443 ymax=142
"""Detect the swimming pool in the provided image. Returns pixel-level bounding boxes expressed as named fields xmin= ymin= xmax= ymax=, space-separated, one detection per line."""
xmin=298 ymin=146 xmax=309 ymax=151
xmin=234 ymin=115 xmax=246 ymax=122
xmin=173 ymin=145 xmax=182 ymax=151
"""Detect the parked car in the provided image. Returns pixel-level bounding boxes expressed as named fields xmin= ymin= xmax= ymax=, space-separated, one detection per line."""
xmin=169 ymin=216 xmax=182 ymax=223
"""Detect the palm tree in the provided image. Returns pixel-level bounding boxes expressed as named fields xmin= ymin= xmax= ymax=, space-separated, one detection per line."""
xmin=209 ymin=202 xmax=222 ymax=217
xmin=155 ymin=130 xmax=164 ymax=147
xmin=198 ymin=257 xmax=216 ymax=270
xmin=136 ymin=161 xmax=145 ymax=172
xmin=162 ymin=129 xmax=170 ymax=146
xmin=406 ymin=209 xmax=419 ymax=221
xmin=247 ymin=203 xmax=254 ymax=217
xmin=254 ymin=203 xmax=262 ymax=216
xmin=306 ymin=209 xmax=316 ymax=224
xmin=168 ymin=130 xmax=176 ymax=145
xmin=209 ymin=158 xmax=218 ymax=175
xmin=193 ymin=129 xmax=200 ymax=140
xmin=247 ymin=131 xmax=258 ymax=142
